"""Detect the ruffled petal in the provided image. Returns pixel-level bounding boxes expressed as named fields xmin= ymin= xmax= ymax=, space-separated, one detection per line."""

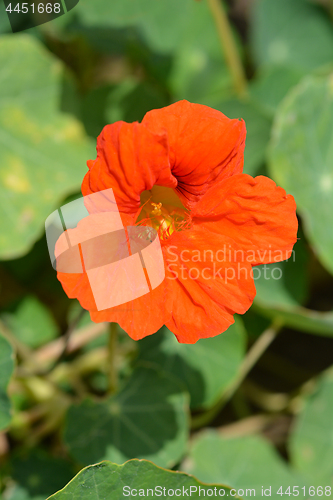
xmin=192 ymin=174 xmax=298 ymax=266
xmin=82 ymin=121 xmax=177 ymax=218
xmin=162 ymin=226 xmax=256 ymax=343
xmin=57 ymin=270 xmax=169 ymax=340
xmin=82 ymin=101 xmax=245 ymax=216
xmin=142 ymin=100 xmax=246 ymax=209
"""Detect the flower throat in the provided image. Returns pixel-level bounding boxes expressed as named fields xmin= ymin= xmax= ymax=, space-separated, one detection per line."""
xmin=137 ymin=186 xmax=191 ymax=240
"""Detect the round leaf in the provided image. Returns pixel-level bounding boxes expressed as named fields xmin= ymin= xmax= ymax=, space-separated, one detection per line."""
xmin=2 ymin=296 xmax=59 ymax=348
xmin=269 ymin=76 xmax=333 ymax=275
xmin=0 ymin=35 xmax=94 ymax=259
xmin=167 ymin=0 xmax=232 ymax=102
xmin=4 ymin=449 xmax=75 ymax=500
xmin=289 ymin=368 xmax=333 ymax=487
xmin=137 ymin=319 xmax=245 ymax=410
xmin=74 ymin=0 xmax=195 ymax=54
xmin=64 ymin=367 xmax=189 ymax=468
xmin=254 ymin=238 xmax=309 ymax=310
xmin=210 ymin=98 xmax=272 ymax=176
xmin=250 ymin=66 xmax=304 ymax=117
xmin=250 ymin=0 xmax=333 ymax=71
xmin=184 ymin=431 xmax=307 ymax=499
xmin=47 ymin=459 xmax=238 ymax=500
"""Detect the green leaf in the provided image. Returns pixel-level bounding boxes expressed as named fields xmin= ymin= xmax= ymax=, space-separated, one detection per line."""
xmin=250 ymin=66 xmax=304 ymax=117
xmin=289 ymin=368 xmax=333 ymax=487
xmin=184 ymin=430 xmax=307 ymax=499
xmin=0 ymin=332 xmax=15 ymax=430
xmin=67 ymin=301 xmax=109 ymax=352
xmin=64 ymin=366 xmax=189 ymax=468
xmin=67 ymin=301 xmax=91 ymax=329
xmin=47 ymin=459 xmax=237 ymax=500
xmin=80 ymin=80 xmax=169 ymax=139
xmin=137 ymin=319 xmax=245 ymax=410
xmin=3 ymin=449 xmax=75 ymax=500
xmin=242 ymin=308 xmax=271 ymax=340
xmin=74 ymin=0 xmax=233 ymax=102
xmin=0 ymin=35 xmax=94 ymax=259
xmin=2 ymin=485 xmax=44 ymax=500
xmin=0 ymin=1 xmax=11 ymax=33
xmin=209 ymin=98 xmax=272 ymax=176
xmin=167 ymin=0 xmax=232 ymax=102
xmin=2 ymin=296 xmax=59 ymax=348
xmin=253 ymin=303 xmax=333 ymax=337
xmin=74 ymin=0 xmax=195 ymax=54
xmin=250 ymin=0 xmax=333 ymax=72
xmin=105 ymin=80 xmax=169 ymax=124
xmin=268 ymin=75 xmax=333 ymax=275
xmin=254 ymin=238 xmax=309 ymax=309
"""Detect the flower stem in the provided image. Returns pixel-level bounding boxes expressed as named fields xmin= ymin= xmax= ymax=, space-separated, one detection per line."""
xmin=191 ymin=320 xmax=283 ymax=430
xmin=207 ymin=0 xmax=247 ymax=96
xmin=107 ymin=323 xmax=118 ymax=394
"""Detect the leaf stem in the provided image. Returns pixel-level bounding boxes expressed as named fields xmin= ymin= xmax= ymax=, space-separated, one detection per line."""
xmin=107 ymin=322 xmax=118 ymax=394
xmin=207 ymin=0 xmax=247 ymax=96
xmin=191 ymin=320 xmax=283 ymax=430
xmin=16 ymin=321 xmax=108 ymax=378
xmin=0 ymin=318 xmax=32 ymax=362
xmin=41 ymin=308 xmax=87 ymax=375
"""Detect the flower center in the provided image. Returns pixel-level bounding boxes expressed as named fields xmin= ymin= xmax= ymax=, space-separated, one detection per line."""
xmin=137 ymin=186 xmax=191 ymax=240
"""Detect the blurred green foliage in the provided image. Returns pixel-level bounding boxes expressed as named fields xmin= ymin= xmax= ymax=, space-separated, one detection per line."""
xmin=0 ymin=0 xmax=333 ymax=498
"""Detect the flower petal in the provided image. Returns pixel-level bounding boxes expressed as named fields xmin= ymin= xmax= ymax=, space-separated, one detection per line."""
xmin=192 ymin=174 xmax=298 ymax=265
xmin=57 ymin=270 xmax=169 ymax=340
xmin=82 ymin=121 xmax=177 ymax=218
xmin=163 ymin=226 xmax=256 ymax=343
xmin=142 ymin=100 xmax=246 ymax=209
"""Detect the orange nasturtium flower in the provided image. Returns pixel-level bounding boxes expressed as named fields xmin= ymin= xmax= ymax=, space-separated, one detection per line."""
xmin=58 ymin=101 xmax=298 ymax=344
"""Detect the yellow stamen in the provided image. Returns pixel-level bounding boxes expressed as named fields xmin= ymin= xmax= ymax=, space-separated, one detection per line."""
xmin=137 ymin=190 xmax=192 ymax=240
xmin=151 ymin=202 xmax=162 ymax=216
